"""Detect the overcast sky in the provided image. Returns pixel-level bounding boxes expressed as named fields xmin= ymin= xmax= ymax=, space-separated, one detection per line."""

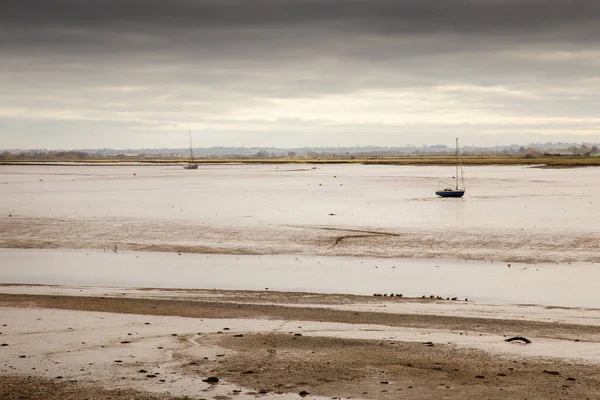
xmin=2 ymin=0 xmax=600 ymax=149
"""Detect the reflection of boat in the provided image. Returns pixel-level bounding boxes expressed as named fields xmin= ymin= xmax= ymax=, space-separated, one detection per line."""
xmin=436 ymin=138 xmax=465 ymax=197
xmin=184 ymin=130 xmax=198 ymax=170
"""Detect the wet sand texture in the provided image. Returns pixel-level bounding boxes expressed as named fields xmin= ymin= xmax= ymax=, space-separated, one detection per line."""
xmin=2 ymin=292 xmax=600 ymax=400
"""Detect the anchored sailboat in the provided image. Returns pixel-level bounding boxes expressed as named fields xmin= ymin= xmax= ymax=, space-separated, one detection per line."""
xmin=436 ymin=138 xmax=465 ymax=197
xmin=183 ymin=130 xmax=198 ymax=170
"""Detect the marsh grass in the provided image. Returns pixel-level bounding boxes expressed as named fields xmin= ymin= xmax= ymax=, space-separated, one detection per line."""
xmin=3 ymin=155 xmax=600 ymax=167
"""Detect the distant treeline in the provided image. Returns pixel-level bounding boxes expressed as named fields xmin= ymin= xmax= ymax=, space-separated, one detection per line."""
xmin=1 ymin=144 xmax=599 ymax=160
xmin=1 ymin=150 xmax=94 ymax=160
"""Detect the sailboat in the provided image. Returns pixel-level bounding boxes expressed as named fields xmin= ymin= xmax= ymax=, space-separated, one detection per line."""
xmin=435 ymin=138 xmax=465 ymax=197
xmin=183 ymin=130 xmax=199 ymax=170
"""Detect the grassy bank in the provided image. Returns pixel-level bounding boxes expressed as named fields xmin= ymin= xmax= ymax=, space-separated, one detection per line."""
xmin=2 ymin=155 xmax=600 ymax=167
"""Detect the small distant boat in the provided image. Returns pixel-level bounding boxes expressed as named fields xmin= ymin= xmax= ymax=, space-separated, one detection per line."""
xmin=436 ymin=138 xmax=465 ymax=197
xmin=184 ymin=130 xmax=198 ymax=170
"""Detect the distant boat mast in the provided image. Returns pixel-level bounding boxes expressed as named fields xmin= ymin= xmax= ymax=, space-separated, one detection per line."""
xmin=189 ymin=130 xmax=194 ymax=163
xmin=455 ymin=137 xmax=459 ymax=190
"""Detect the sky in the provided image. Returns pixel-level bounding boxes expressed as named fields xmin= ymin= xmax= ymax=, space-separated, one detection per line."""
xmin=2 ymin=0 xmax=600 ymax=150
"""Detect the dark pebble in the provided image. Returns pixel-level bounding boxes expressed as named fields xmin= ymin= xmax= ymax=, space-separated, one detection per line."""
xmin=203 ymin=376 xmax=219 ymax=384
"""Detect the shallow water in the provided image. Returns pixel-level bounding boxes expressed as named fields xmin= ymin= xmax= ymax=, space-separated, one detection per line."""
xmin=1 ymin=164 xmax=599 ymax=232
xmin=1 ymin=248 xmax=599 ymax=308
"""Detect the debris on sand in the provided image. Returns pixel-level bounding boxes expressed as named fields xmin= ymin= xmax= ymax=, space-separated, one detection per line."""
xmin=203 ymin=376 xmax=219 ymax=384
xmin=299 ymin=390 xmax=310 ymax=397
xmin=543 ymin=370 xmax=560 ymax=375
xmin=505 ymin=336 xmax=532 ymax=344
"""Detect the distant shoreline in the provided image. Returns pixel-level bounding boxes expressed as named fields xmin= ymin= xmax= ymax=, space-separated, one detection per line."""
xmin=2 ymin=155 xmax=600 ymax=168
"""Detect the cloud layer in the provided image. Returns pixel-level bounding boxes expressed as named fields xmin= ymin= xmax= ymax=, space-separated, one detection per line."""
xmin=2 ymin=0 xmax=600 ymax=148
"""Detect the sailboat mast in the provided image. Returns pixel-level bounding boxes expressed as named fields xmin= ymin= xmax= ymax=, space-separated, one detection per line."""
xmin=455 ymin=138 xmax=459 ymax=190
xmin=189 ymin=130 xmax=194 ymax=163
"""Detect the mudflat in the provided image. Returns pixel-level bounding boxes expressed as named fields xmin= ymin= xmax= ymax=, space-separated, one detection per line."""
xmin=2 ymin=164 xmax=600 ymax=399
xmin=2 ymin=288 xmax=600 ymax=399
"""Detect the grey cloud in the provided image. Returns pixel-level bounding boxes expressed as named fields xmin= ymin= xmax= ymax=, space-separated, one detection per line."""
xmin=1 ymin=0 xmax=600 ymax=148
xmin=3 ymin=0 xmax=600 ymax=34
xmin=3 ymin=0 xmax=600 ymax=59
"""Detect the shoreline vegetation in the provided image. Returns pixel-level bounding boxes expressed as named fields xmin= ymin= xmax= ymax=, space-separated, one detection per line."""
xmin=2 ymin=155 xmax=600 ymax=167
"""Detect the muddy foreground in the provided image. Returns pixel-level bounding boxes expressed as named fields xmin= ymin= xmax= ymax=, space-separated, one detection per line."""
xmin=2 ymin=288 xmax=600 ymax=400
